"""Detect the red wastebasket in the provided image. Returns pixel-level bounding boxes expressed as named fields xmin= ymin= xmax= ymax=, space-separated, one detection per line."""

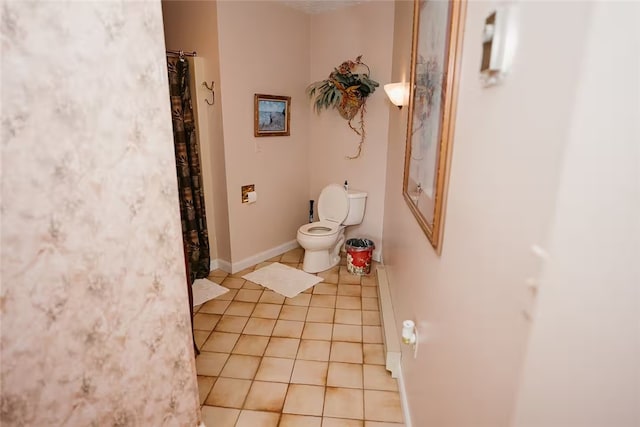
xmin=345 ymin=239 xmax=375 ymax=275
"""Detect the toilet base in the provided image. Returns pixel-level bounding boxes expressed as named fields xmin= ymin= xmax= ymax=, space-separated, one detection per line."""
xmin=302 ymin=249 xmax=341 ymax=273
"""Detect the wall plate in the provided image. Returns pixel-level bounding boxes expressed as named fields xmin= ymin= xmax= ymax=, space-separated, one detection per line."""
xmin=241 ymin=184 xmax=255 ymax=203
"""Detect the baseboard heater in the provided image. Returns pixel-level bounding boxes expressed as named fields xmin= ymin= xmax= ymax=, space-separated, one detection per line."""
xmin=376 ymin=265 xmax=401 ymax=378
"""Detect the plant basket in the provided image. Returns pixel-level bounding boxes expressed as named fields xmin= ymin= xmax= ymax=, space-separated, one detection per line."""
xmin=337 ymin=89 xmax=364 ymax=121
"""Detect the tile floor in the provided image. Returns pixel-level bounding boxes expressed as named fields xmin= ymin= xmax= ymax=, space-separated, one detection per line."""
xmin=194 ymin=247 xmax=405 ymax=427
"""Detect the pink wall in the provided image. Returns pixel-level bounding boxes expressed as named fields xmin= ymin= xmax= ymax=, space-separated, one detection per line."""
xmin=1 ymin=1 xmax=199 ymax=425
xmin=513 ymin=2 xmax=640 ymax=425
xmin=309 ymin=2 xmax=395 ymax=259
xmin=162 ymin=0 xmax=232 ymax=263
xmin=217 ymin=1 xmax=311 ymax=265
xmin=383 ymin=1 xmax=591 ymax=425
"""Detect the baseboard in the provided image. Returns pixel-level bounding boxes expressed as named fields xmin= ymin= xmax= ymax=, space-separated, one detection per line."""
xmin=372 ymin=245 xmax=382 ymax=263
xmin=396 ymin=363 xmax=413 ymax=427
xmin=231 ymin=239 xmax=299 ymax=273
xmin=214 ymin=241 xmax=380 ymax=271
xmin=210 ymin=258 xmax=232 ymax=273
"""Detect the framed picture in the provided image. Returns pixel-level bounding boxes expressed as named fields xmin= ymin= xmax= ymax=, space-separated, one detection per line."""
xmin=402 ymin=0 xmax=466 ymax=253
xmin=254 ymin=94 xmax=291 ymax=137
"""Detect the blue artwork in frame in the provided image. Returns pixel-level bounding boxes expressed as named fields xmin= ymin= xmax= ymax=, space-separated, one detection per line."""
xmin=254 ymin=94 xmax=291 ymax=137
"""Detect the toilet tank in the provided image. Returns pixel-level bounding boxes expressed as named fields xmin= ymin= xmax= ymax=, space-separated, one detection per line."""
xmin=343 ymin=189 xmax=367 ymax=225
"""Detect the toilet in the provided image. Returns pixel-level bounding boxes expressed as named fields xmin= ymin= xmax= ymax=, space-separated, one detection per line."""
xmin=297 ymin=184 xmax=367 ymax=273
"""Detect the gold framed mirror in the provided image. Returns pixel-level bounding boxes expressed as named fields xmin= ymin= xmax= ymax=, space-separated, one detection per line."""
xmin=403 ymin=0 xmax=466 ymax=253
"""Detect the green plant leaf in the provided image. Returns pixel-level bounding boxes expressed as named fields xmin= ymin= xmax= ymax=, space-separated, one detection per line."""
xmin=307 ymin=56 xmax=379 ymax=115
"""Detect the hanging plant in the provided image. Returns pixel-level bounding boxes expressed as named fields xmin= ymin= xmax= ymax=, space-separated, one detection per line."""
xmin=307 ymin=55 xmax=379 ymax=159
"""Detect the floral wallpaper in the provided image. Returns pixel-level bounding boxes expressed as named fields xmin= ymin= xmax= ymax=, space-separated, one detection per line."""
xmin=1 ymin=1 xmax=200 ymax=426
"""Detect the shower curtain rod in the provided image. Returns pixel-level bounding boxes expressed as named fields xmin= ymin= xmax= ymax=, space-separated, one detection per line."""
xmin=166 ymin=49 xmax=197 ymax=57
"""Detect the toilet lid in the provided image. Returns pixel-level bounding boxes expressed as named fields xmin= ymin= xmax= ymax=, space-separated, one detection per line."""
xmin=318 ymin=184 xmax=349 ymax=223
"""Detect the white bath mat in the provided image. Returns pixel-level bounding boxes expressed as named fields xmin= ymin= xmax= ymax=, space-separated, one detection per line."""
xmin=242 ymin=262 xmax=322 ymax=298
xmin=192 ymin=278 xmax=229 ymax=306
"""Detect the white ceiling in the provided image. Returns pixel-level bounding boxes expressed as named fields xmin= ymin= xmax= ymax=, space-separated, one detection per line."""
xmin=276 ymin=0 xmax=372 ymax=15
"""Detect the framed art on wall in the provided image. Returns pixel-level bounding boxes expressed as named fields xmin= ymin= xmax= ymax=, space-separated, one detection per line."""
xmin=402 ymin=0 xmax=466 ymax=254
xmin=254 ymin=94 xmax=291 ymax=137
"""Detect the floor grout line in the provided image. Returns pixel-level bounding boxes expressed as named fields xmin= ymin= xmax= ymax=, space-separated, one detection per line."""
xmin=197 ymin=252 xmax=404 ymax=425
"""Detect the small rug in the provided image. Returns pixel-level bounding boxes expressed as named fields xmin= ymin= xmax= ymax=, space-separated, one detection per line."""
xmin=192 ymin=278 xmax=229 ymax=307
xmin=242 ymin=262 xmax=322 ymax=298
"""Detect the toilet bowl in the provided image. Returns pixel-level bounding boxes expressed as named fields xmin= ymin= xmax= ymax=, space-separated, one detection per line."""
xmin=297 ymin=221 xmax=346 ymax=273
xmin=297 ymin=184 xmax=367 ymax=273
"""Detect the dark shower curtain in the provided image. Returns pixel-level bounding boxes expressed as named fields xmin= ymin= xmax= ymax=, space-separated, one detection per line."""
xmin=167 ymin=55 xmax=211 ymax=284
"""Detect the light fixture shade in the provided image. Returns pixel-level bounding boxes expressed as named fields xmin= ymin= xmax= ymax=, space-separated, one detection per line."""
xmin=384 ymin=82 xmax=410 ymax=107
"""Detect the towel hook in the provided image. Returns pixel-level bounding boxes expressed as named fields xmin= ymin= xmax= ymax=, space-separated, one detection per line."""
xmin=202 ymin=81 xmax=215 ymax=105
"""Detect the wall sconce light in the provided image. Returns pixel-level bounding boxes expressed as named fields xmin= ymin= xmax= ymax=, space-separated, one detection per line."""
xmin=383 ymin=82 xmax=409 ymax=109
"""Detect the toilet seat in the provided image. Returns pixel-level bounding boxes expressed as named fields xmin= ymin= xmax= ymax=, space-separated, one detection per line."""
xmin=298 ymin=220 xmax=341 ymax=237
